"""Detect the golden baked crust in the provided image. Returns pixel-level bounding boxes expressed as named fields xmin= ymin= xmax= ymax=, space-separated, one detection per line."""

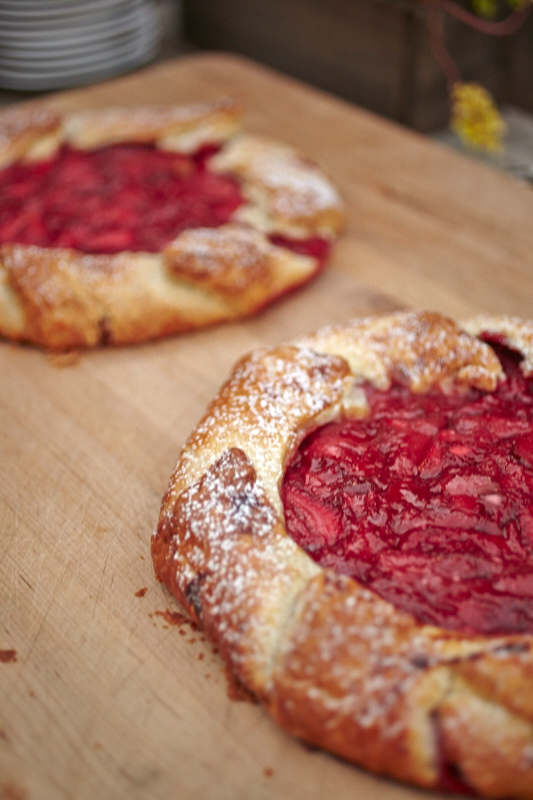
xmin=0 ymin=105 xmax=62 ymax=168
xmin=152 ymin=310 xmax=533 ymax=799
xmin=0 ymin=99 xmax=345 ymax=350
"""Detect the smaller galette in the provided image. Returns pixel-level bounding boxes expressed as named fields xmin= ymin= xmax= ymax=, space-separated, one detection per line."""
xmin=152 ymin=310 xmax=533 ymax=799
xmin=0 ymin=98 xmax=344 ymax=350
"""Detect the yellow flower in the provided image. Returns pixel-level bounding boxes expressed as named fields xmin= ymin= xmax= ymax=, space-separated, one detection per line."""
xmin=450 ymin=82 xmax=507 ymax=152
xmin=472 ymin=0 xmax=498 ymax=17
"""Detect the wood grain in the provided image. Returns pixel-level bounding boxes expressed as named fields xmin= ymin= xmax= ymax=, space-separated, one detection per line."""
xmin=1 ymin=52 xmax=533 ymax=800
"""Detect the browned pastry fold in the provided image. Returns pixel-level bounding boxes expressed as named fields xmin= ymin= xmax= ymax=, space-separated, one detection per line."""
xmin=0 ymin=99 xmax=345 ymax=350
xmin=152 ymin=310 xmax=533 ymax=799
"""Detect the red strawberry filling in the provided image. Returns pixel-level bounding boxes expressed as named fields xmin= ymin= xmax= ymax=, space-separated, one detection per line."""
xmin=0 ymin=143 xmax=330 ymax=261
xmin=0 ymin=143 xmax=242 ymax=253
xmin=282 ymin=345 xmax=533 ymax=636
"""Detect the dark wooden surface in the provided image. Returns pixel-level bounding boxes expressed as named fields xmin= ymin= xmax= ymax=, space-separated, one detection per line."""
xmin=182 ymin=0 xmax=533 ymax=131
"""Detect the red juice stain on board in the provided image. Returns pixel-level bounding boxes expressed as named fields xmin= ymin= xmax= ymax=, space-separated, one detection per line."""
xmin=154 ymin=608 xmax=197 ymax=629
xmin=0 ymin=649 xmax=17 ymax=663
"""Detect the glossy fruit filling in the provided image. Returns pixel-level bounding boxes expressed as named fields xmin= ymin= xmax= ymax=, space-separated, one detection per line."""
xmin=282 ymin=345 xmax=533 ymax=636
xmin=0 ymin=142 xmax=330 ymax=261
xmin=0 ymin=143 xmax=243 ymax=253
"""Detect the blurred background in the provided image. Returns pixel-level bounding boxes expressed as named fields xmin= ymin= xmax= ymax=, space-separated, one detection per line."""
xmin=0 ymin=0 xmax=532 ymax=181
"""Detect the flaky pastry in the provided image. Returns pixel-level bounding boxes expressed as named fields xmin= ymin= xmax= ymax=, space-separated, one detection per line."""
xmin=0 ymin=98 xmax=344 ymax=350
xmin=152 ymin=310 xmax=533 ymax=799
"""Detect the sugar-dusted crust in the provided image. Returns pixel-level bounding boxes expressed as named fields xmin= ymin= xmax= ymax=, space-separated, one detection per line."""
xmin=152 ymin=310 xmax=533 ymax=799
xmin=0 ymin=98 xmax=345 ymax=350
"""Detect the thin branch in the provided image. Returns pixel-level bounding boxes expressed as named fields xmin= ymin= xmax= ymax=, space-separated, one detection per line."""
xmin=426 ymin=0 xmax=532 ymax=36
xmin=426 ymin=6 xmax=462 ymax=93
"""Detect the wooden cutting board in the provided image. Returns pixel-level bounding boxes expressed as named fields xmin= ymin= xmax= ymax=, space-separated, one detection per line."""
xmin=2 ymin=52 xmax=533 ymax=800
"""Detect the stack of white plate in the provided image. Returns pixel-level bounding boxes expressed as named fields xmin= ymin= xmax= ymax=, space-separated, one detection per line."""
xmin=0 ymin=0 xmax=161 ymax=91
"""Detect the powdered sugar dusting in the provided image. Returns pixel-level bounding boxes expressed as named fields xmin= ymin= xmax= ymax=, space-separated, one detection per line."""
xmin=0 ymin=106 xmax=61 ymax=168
xmin=152 ymin=310 xmax=533 ymax=796
xmin=164 ymin=224 xmax=272 ymax=297
xmin=0 ymin=99 xmax=346 ymax=349
xmin=298 ymin=310 xmax=505 ymax=393
xmin=269 ymin=567 xmax=533 ymax=790
xmin=155 ymin=447 xmax=319 ymax=691
xmin=0 ymin=106 xmax=60 ymax=146
xmin=64 ymin=98 xmax=243 ymax=150
xmin=211 ymin=135 xmax=345 ymax=236
xmin=170 ymin=345 xmax=354 ymax=516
